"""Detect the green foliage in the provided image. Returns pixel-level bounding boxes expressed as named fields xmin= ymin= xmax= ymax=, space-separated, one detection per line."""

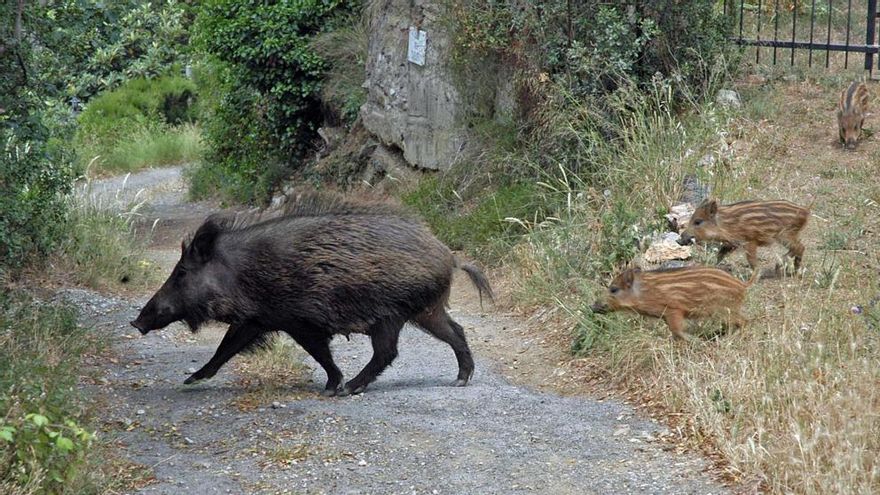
xmin=190 ymin=0 xmax=359 ymax=203
xmin=449 ymin=0 xmax=732 ymax=109
xmin=187 ymin=69 xmax=283 ymax=204
xmin=597 ymin=199 xmax=641 ymax=273
xmin=56 ymin=187 xmax=157 ymax=290
xmin=74 ymin=76 xmax=200 ymax=173
xmin=0 ymin=131 xmax=75 ymax=273
xmin=29 ymin=0 xmax=193 ymax=101
xmin=310 ymin=12 xmax=368 ymax=125
xmin=403 ymin=178 xmax=546 ymax=264
xmin=0 ymin=294 xmax=99 ymax=492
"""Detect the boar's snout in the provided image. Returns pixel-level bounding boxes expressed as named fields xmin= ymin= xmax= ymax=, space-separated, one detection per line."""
xmin=590 ymin=301 xmax=609 ymax=314
xmin=130 ymin=297 xmax=179 ymax=335
xmin=844 ymin=139 xmax=859 ymax=151
xmin=130 ymin=319 xmax=149 ymax=335
xmin=677 ymin=232 xmax=694 ymax=246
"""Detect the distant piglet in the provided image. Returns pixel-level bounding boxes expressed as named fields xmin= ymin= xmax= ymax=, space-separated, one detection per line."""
xmin=590 ymin=266 xmax=752 ymax=340
xmin=678 ymin=199 xmax=809 ymax=274
xmin=837 ymin=81 xmax=869 ymax=150
xmin=130 ymin=192 xmax=493 ymax=396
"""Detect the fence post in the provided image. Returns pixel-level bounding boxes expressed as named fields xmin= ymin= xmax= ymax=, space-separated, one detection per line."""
xmin=866 ymin=0 xmax=878 ymax=72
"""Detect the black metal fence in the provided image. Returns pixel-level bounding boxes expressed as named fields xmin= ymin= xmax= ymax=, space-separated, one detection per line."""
xmin=725 ymin=0 xmax=880 ymax=71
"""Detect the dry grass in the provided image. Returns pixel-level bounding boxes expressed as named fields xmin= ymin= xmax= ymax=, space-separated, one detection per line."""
xmin=502 ymin=71 xmax=880 ymax=493
xmin=231 ymin=334 xmax=313 ymax=410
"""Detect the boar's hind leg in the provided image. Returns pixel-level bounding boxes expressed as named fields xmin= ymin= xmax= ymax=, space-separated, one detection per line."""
xmin=185 ymin=322 xmax=264 ymax=384
xmin=290 ymin=334 xmax=343 ymax=396
xmin=340 ymin=320 xmax=403 ymax=396
xmin=414 ymin=309 xmax=474 ymax=387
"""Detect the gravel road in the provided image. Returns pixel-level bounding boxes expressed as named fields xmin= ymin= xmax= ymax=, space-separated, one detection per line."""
xmin=64 ymin=166 xmax=728 ymax=494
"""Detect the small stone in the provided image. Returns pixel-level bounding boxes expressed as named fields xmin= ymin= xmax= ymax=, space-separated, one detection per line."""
xmin=613 ymin=426 xmax=630 ymax=437
xmin=187 ymin=367 xmax=197 ymax=374
xmin=184 ymin=437 xmax=194 ymax=445
xmin=136 ymin=409 xmax=145 ymax=415
xmin=271 ymin=401 xmax=282 ymax=409
xmin=715 ymin=89 xmax=741 ymax=109
xmin=358 ymin=460 xmax=368 ymax=466
xmin=851 ymin=306 xmax=863 ymax=315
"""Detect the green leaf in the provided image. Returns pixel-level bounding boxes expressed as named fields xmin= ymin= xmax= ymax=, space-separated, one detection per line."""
xmin=27 ymin=414 xmax=49 ymax=428
xmin=55 ymin=436 xmax=75 ymax=452
xmin=0 ymin=427 xmax=14 ymax=442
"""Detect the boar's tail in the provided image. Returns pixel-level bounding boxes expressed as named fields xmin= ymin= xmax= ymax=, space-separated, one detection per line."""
xmin=456 ymin=259 xmax=495 ymax=307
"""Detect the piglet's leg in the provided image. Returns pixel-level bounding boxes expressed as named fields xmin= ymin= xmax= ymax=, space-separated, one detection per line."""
xmin=185 ymin=322 xmax=263 ymax=384
xmin=663 ymin=311 xmax=691 ymax=341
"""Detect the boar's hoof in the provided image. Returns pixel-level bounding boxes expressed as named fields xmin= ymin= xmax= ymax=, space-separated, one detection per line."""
xmin=184 ymin=374 xmax=207 ymax=385
xmin=452 ymin=378 xmax=469 ymax=387
xmin=338 ymin=384 xmax=366 ymax=397
xmin=321 ymin=387 xmax=341 ymax=397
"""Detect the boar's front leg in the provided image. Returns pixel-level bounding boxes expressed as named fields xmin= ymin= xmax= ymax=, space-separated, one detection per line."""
xmin=185 ymin=322 xmax=264 ymax=384
xmin=339 ymin=319 xmax=403 ymax=396
xmin=289 ymin=333 xmax=343 ymax=396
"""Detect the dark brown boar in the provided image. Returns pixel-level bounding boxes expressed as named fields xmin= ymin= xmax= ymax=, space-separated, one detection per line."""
xmin=590 ymin=266 xmax=752 ymax=340
xmin=130 ymin=193 xmax=494 ymax=396
xmin=837 ymin=81 xmax=869 ymax=150
xmin=678 ymin=199 xmax=809 ymax=273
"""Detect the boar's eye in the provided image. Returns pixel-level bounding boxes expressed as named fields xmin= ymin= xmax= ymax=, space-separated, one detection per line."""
xmin=609 ymin=286 xmax=620 ymax=294
xmin=693 ymin=219 xmax=703 ymax=226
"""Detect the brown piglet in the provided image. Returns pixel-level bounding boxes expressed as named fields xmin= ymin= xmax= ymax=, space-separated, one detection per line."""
xmin=590 ymin=266 xmax=752 ymax=340
xmin=837 ymin=81 xmax=869 ymax=150
xmin=678 ymin=199 xmax=810 ymax=274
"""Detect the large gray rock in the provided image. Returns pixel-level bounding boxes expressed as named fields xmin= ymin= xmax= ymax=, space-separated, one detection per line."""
xmin=360 ymin=1 xmax=465 ymax=170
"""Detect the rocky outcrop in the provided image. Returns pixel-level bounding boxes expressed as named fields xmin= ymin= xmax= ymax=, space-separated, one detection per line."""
xmin=360 ymin=0 xmax=464 ymax=170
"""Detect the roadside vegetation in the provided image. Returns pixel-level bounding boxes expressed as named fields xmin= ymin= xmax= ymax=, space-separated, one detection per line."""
xmin=395 ymin=2 xmax=878 ymax=493
xmin=2 ymin=2 xmax=169 ymax=492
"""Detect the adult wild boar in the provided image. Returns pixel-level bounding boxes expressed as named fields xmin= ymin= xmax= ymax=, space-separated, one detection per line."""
xmin=130 ymin=193 xmax=493 ymax=396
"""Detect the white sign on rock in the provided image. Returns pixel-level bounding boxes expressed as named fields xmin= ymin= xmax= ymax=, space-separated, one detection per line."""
xmin=407 ymin=27 xmax=427 ymax=66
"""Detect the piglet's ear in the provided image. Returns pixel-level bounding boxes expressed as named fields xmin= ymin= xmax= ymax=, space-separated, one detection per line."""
xmin=621 ymin=269 xmax=636 ymax=288
xmin=707 ymin=199 xmax=718 ymax=216
xmin=188 ymin=218 xmax=222 ymax=263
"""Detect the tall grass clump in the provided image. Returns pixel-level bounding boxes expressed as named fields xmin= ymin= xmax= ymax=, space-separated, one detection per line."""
xmin=0 ymin=294 xmax=99 ymax=494
xmin=74 ymin=76 xmax=202 ymax=175
xmin=55 ymin=177 xmax=157 ymax=290
xmin=502 ymin=73 xmax=880 ymax=492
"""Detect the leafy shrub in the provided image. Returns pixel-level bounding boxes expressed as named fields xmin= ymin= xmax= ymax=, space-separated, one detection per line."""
xmin=449 ymin=0 xmax=732 ymax=108
xmin=403 ymin=177 xmax=547 ymax=264
xmin=310 ymin=12 xmax=369 ymax=125
xmin=187 ymin=68 xmax=283 ymax=204
xmin=28 ymin=0 xmax=193 ymax=101
xmin=190 ymin=0 xmax=358 ymax=203
xmin=74 ymin=76 xmax=200 ymax=173
xmin=0 ymin=131 xmax=75 ymax=274
xmin=0 ymin=294 xmax=98 ymax=493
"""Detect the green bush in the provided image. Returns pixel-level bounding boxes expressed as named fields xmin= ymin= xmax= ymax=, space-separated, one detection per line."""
xmin=74 ymin=76 xmax=200 ymax=173
xmin=0 ymin=294 xmax=98 ymax=493
xmin=28 ymin=0 xmax=193 ymax=101
xmin=187 ymin=69 xmax=283 ymax=204
xmin=403 ymin=177 xmax=548 ymax=264
xmin=0 ymin=130 xmax=75 ymax=274
xmin=190 ymin=0 xmax=359 ymax=204
xmin=449 ymin=0 xmax=732 ymax=107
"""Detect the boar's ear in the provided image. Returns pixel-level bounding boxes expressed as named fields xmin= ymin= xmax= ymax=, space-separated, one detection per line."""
xmin=181 ymin=239 xmax=187 ymax=255
xmin=189 ymin=219 xmax=222 ymax=263
xmin=621 ymin=268 xmax=636 ymax=288
xmin=706 ymin=199 xmax=718 ymax=216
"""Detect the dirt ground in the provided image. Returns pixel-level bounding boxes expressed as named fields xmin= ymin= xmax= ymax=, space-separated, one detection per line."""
xmin=63 ymin=166 xmax=730 ymax=494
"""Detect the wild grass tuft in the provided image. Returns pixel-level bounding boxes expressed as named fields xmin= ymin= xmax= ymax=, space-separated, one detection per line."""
xmin=74 ymin=76 xmax=202 ymax=175
xmin=498 ymin=74 xmax=880 ymax=492
xmin=53 ymin=176 xmax=158 ymax=290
